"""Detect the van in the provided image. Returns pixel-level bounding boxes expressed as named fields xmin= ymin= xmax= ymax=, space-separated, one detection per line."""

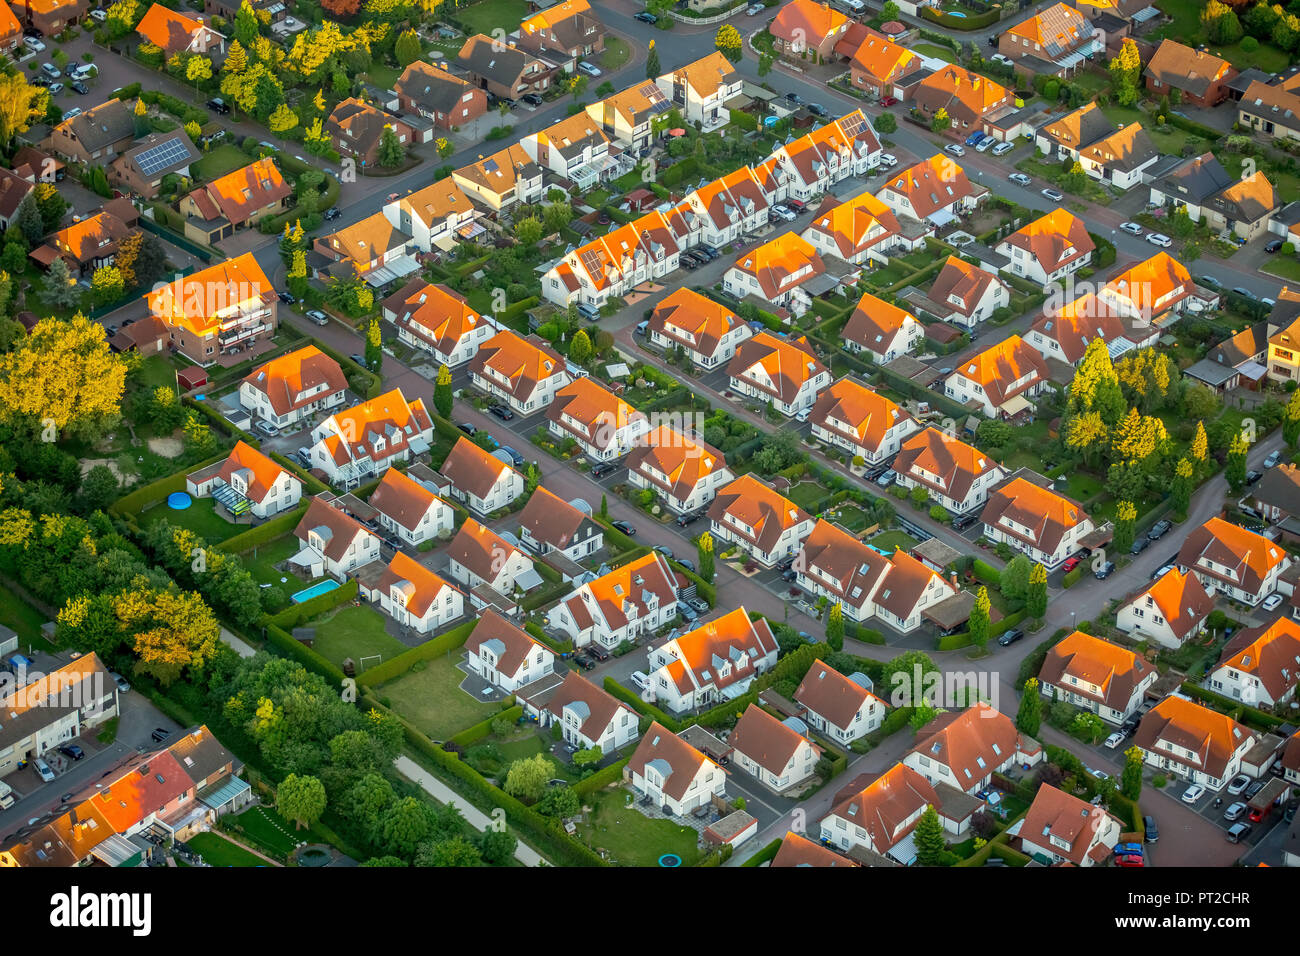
xmin=0 ymin=780 xmax=15 ymax=809
xmin=1226 ymin=822 xmax=1252 ymax=843
xmin=631 ymin=670 xmax=650 ymax=691
xmin=838 ymin=0 xmax=866 ymax=12
xmin=33 ymin=757 xmax=55 ymax=783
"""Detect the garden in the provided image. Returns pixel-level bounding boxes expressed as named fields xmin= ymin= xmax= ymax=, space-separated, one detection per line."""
xmin=376 ymin=654 xmax=502 ymax=741
xmin=574 ymin=787 xmax=703 ymax=867
xmin=310 ymin=604 xmax=408 ymax=672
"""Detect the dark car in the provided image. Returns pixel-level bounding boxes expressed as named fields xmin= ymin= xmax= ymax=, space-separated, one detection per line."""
xmin=456 ymin=421 xmax=476 ymax=436
xmin=206 ymin=97 xmax=230 ymax=114
xmin=784 ymin=199 xmax=806 ymax=212
xmin=781 ymin=567 xmax=798 ymax=582
xmin=1094 ymin=561 xmax=1116 ymax=580
xmin=488 ymin=404 xmax=514 ymax=421
xmin=1246 ymin=469 xmax=1263 ymax=486
xmin=1130 ymin=536 xmax=1150 ymax=555
xmin=879 ymin=95 xmax=899 ymax=107
xmin=70 ymin=81 xmax=89 ymax=95
xmin=1143 ymin=815 xmax=1158 ymax=843
xmin=499 ymin=445 xmax=526 ymax=468
xmin=634 ymin=10 xmax=657 ymax=23
xmin=691 ymin=246 xmax=717 ymax=261
xmin=521 ymin=93 xmax=544 ymax=107
xmin=1266 ymin=238 xmax=1285 ymax=254
xmin=589 ymin=461 xmax=616 ymax=479
xmin=611 ymin=520 xmax=636 ymax=536
xmin=677 ymin=558 xmax=696 ymax=573
xmin=1147 ymin=519 xmax=1172 ymax=540
xmin=29 ymin=75 xmax=49 ymax=87
xmin=952 ymin=512 xmax=978 ymax=531
xmin=572 ymin=652 xmax=595 ymax=671
xmin=586 ymin=645 xmax=610 ymax=662
xmin=784 ymin=91 xmax=803 ymax=105
xmin=1245 ymin=780 xmax=1266 ymax=800
xmin=675 ymin=511 xmax=703 ymax=527
xmin=277 ymin=291 xmax=296 ymax=304
xmin=680 ymin=255 xmax=699 ymax=270
xmin=58 ymin=744 xmax=84 ymax=761
xmin=323 ymin=206 xmax=341 ymax=221
xmin=151 ymin=728 xmax=171 ymax=743
xmin=806 ymin=102 xmax=829 ymax=117
xmin=996 ymin=628 xmax=1024 ymax=647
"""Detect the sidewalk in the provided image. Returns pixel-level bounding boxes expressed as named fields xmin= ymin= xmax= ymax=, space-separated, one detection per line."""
xmin=393 ymin=755 xmax=549 ymax=866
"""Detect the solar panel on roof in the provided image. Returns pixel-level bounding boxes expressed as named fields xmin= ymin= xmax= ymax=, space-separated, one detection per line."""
xmin=135 ymin=137 xmax=192 ymax=178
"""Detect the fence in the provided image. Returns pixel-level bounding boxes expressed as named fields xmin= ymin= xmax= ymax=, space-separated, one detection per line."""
xmin=139 ymin=216 xmax=217 ymax=263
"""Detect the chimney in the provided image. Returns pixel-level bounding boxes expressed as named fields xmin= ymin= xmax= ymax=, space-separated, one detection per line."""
xmin=950 ymin=570 xmax=958 ymax=587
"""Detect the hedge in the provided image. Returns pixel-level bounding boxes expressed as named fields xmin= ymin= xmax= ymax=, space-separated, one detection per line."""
xmin=1177 ymin=682 xmax=1289 ymax=730
xmin=450 ymin=704 xmax=523 ymax=748
xmin=742 ymin=837 xmax=783 ymax=866
xmin=110 ymin=453 xmax=228 ymax=518
xmin=217 ymin=504 xmax=308 ymax=555
xmin=972 ymin=560 xmax=1001 ymax=587
xmin=525 ymin=620 xmax=573 ymax=656
xmin=695 ymin=690 xmax=758 ymax=729
xmin=1062 ymin=567 xmax=1083 ymax=589
xmin=357 ymin=617 xmax=479 ymax=687
xmin=573 ymin=755 xmax=630 ymax=797
xmin=265 ymin=622 xmax=346 ymax=684
xmin=265 ymin=579 xmax=358 ymax=630
xmin=1165 ymin=112 xmax=1223 ymax=143
xmin=675 ymin=564 xmax=717 ymax=608
xmin=602 ymin=676 xmax=682 ymax=732
xmin=184 ymin=396 xmax=261 ymax=446
xmin=1109 ymin=790 xmax=1143 ymax=833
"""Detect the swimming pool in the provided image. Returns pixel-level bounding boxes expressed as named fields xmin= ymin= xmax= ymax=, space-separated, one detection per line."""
xmin=292 ymin=580 xmax=341 ymax=603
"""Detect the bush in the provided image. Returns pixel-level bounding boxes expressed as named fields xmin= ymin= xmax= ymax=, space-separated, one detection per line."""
xmin=1062 ymin=567 xmax=1083 ymax=589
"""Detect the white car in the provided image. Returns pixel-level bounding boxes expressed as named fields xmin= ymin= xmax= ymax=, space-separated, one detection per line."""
xmin=40 ymin=61 xmax=61 ymax=79
xmin=1120 ymin=221 xmax=1143 ymax=236
xmin=577 ymin=60 xmax=602 ymax=77
xmin=991 ymin=53 xmax=1013 ymax=66
xmin=1226 ymin=774 xmax=1251 ymax=795
xmin=746 ymin=2 xmax=765 ymax=12
xmin=794 ymin=407 xmax=811 ymax=423
xmin=944 ymin=143 xmax=965 ymax=157
xmin=991 ymin=141 xmax=1015 ymax=156
xmin=63 ymin=107 xmax=82 ymax=119
xmin=1147 ymin=233 xmax=1172 ymax=247
xmin=1181 ymin=783 xmax=1205 ymax=804
xmin=1008 ymin=172 xmax=1031 ymax=186
xmin=23 ymin=36 xmax=45 ymax=52
xmin=1041 ymin=187 xmax=1064 ymax=202
xmin=33 ymin=757 xmax=55 ymax=782
xmin=879 ymin=153 xmax=898 ymax=168
xmin=1104 ymin=731 xmax=1126 ymax=749
xmin=90 ymin=7 xmax=107 ymax=20
xmin=1264 ymin=450 xmax=1281 ymax=468
xmin=1264 ymin=592 xmax=1285 ymax=612
xmin=771 ymin=204 xmax=797 ymax=222
xmin=1085 ymin=766 xmax=1109 ymax=781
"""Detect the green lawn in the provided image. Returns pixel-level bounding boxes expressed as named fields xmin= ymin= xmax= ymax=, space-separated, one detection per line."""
xmin=826 ymin=504 xmax=871 ymax=533
xmin=600 ymin=36 xmax=631 ymax=72
xmin=363 ymin=63 xmax=402 ymax=90
xmin=1262 ymin=257 xmax=1300 ymax=282
xmin=1222 ymin=153 xmax=1300 ymax=205
xmin=193 ymin=144 xmax=252 ymax=183
xmin=868 ymin=529 xmax=920 ymax=553
xmin=238 ymin=535 xmax=304 ymax=585
xmin=0 ymin=584 xmax=53 ymax=651
xmin=188 ymin=832 xmax=268 ymax=867
xmin=575 ymin=788 xmax=701 ymax=867
xmin=225 ymin=805 xmax=321 ymax=858
xmin=379 ymin=654 xmax=500 ymax=740
xmin=913 ymin=42 xmax=957 ymax=63
xmin=456 ymin=0 xmax=531 ymax=35
xmin=140 ymin=496 xmax=243 ymax=544
xmin=311 ymin=605 xmax=407 ymax=671
xmin=787 ymin=480 xmax=832 ymax=512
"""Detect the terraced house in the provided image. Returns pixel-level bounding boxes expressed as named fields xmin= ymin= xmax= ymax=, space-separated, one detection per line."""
xmin=647 ymin=608 xmax=779 ymax=712
xmin=1207 ymin=617 xmax=1300 ymax=707
xmin=727 ymin=332 xmax=832 ymax=417
xmin=468 ymin=329 xmax=572 ymax=416
xmin=795 ymin=659 xmax=888 ymax=744
xmin=655 ymin=51 xmax=742 ymax=132
xmin=1038 ymin=630 xmax=1157 ymax=725
xmin=437 ymin=436 xmax=525 ymax=515
xmin=239 ymin=345 xmax=347 ymax=430
xmin=381 ymin=280 xmax=494 ymax=367
xmin=689 ymin=165 xmax=773 ymax=247
xmin=521 ymin=111 xmax=619 ymax=190
xmin=0 ymin=653 xmax=117 ymax=778
xmin=892 ymin=427 xmax=1007 ymax=516
xmin=360 ymin=551 xmax=464 ymax=635
xmin=994 ymin=208 xmax=1094 ymax=289
xmin=772 ymin=110 xmax=883 ymax=201
xmin=646 ymin=288 xmax=753 ymax=370
xmin=186 ymin=441 xmax=303 ymax=520
xmin=547 ymin=377 xmax=649 ymax=462
xmin=809 ymin=376 xmax=919 ymax=467
xmin=544 ymin=210 xmax=681 ymax=307
xmin=1176 ymin=516 xmax=1292 ymax=606
xmin=981 ymin=476 xmax=1095 ymax=570
xmin=546 ymin=551 xmax=679 ymax=648
xmin=944 ymin=334 xmax=1049 ymax=418
xmin=145 ymin=253 xmax=276 ymax=364
xmin=1133 ymin=695 xmax=1257 ymax=790
xmin=308 ymin=388 xmax=434 ymax=489
xmin=708 ymin=474 xmax=815 ymax=567
xmin=724 ymin=234 xmax=827 ymax=319
xmin=625 ymin=426 xmax=734 ymax=516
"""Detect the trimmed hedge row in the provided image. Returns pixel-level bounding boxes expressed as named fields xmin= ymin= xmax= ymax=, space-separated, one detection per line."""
xmin=265 ymin=579 xmax=358 ymax=630
xmin=1062 ymin=567 xmax=1083 ymax=589
xmin=184 ymin=396 xmax=261 ymax=446
xmin=110 ymin=452 xmax=228 ymax=518
xmin=742 ymin=838 xmax=783 ymax=867
xmin=1178 ymin=682 xmax=1289 ymax=730
xmin=675 ymin=563 xmax=717 ymax=608
xmin=217 ymin=504 xmax=307 ymax=555
xmin=450 ymin=705 xmax=524 ymax=748
xmin=972 ymin=560 xmax=1001 ymax=586
xmin=602 ymin=676 xmax=682 ymax=732
xmin=525 ymin=620 xmax=573 ymax=655
xmin=265 ymin=622 xmax=347 ymax=684
xmin=268 ymin=451 xmax=330 ymax=495
xmin=573 ymin=755 xmax=630 ymax=797
xmin=357 ymin=617 xmax=479 ymax=688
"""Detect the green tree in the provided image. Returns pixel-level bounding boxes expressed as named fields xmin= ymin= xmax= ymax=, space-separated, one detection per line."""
xmin=15 ymin=193 xmax=43 ymax=247
xmin=90 ymin=266 xmax=125 ymax=308
xmin=395 ymin=28 xmax=422 ymax=67
xmin=234 ymin=0 xmax=260 ymax=47
xmin=1108 ymin=37 xmax=1141 ymax=106
xmin=1121 ymin=745 xmax=1143 ymax=801
xmin=516 ymin=217 xmax=543 ymax=246
xmin=39 ymin=257 xmax=80 ymax=310
xmin=478 ymin=829 xmax=517 ymax=865
xmin=1170 ymin=457 xmax=1194 ymax=514
xmin=874 ymin=111 xmax=897 ymax=134
xmin=268 ymin=102 xmax=298 ymax=134
xmin=930 ymin=107 xmax=950 ymax=133
xmin=34 ymin=182 xmax=69 ymax=235
xmin=365 ymin=317 xmax=383 ymax=373
xmin=378 ymin=126 xmax=406 ymax=168
xmin=914 ymin=806 xmax=946 ymax=865
xmin=418 ymin=836 xmax=482 ymax=867
xmin=1068 ymin=337 xmax=1125 ymax=423
xmin=697 ymin=530 xmax=715 ymax=583
xmin=1000 ymin=554 xmax=1031 ymax=603
xmin=1284 ymin=389 xmax=1300 ymax=448
xmin=503 ymin=753 xmax=553 ymax=802
xmin=715 ymin=23 xmax=742 ymax=62
xmin=1027 ymin=562 xmax=1047 ymax=619
xmin=0 ymin=72 xmax=48 ymax=146
xmin=1017 ymin=678 xmax=1042 ymax=736
xmin=569 ymin=328 xmax=593 ymax=364
xmin=276 ymin=773 xmax=326 ymax=829
xmin=434 ymin=364 xmax=453 ymax=419
xmin=826 ymin=602 xmax=844 ymax=651
xmin=646 ymin=39 xmax=660 ymax=78
xmin=1225 ymin=432 xmax=1248 ymax=493
xmin=535 ymin=784 xmax=579 ymax=817
xmin=1113 ymin=499 xmax=1137 ymax=554
xmin=1202 ymin=0 xmax=1243 ymax=43
xmin=969 ymin=586 xmax=990 ymax=648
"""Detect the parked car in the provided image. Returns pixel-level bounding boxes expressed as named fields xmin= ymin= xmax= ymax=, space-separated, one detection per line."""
xmin=944 ymin=143 xmax=966 ymax=157
xmin=1008 ymin=172 xmax=1032 ymax=186
xmin=783 ymin=199 xmax=806 ymax=213
xmin=499 ymin=445 xmax=526 ymax=468
xmin=1263 ymin=592 xmax=1285 ymax=612
xmin=1041 ymin=187 xmax=1064 ymax=202
xmin=577 ymin=60 xmax=602 ymax=77
xmin=1120 ymin=221 xmax=1143 ymax=236
xmin=631 ymin=670 xmax=650 ymax=690
xmin=306 ymin=310 xmax=329 ymax=326
xmin=58 ymin=744 xmax=84 ymax=761
xmin=323 ymin=206 xmax=341 ymax=221
xmin=1231 ymin=778 xmax=1254 ymax=800
xmin=254 ymin=420 xmax=280 ymax=438
xmin=1113 ymin=842 xmax=1144 ymax=857
xmin=746 ymin=2 xmax=765 ymax=12
xmin=1245 ymin=780 xmax=1265 ymax=800
xmin=1226 ymin=822 xmax=1252 ymax=843
xmin=1146 ymin=519 xmax=1172 ymax=540
xmin=1062 ymin=556 xmax=1082 ymax=573
xmin=1266 ymin=238 xmax=1285 ymax=253
xmin=521 ymin=93 xmax=543 ymax=107
xmin=295 ymin=447 xmax=313 ymax=468
xmin=784 ymin=92 xmax=803 ymax=106
xmin=611 ymin=520 xmax=636 ymax=536
xmin=47 ymin=81 xmax=64 ymax=95
xmin=151 ymin=727 xmax=171 ymax=743
xmin=277 ymin=291 xmax=296 ymax=304
xmin=997 ymin=628 xmax=1024 ymax=647
xmin=991 ymin=141 xmax=1015 ymax=156
xmin=1246 ymin=469 xmax=1263 ymax=486
xmin=586 ymin=645 xmax=610 ymax=662
xmin=1113 ymin=853 xmax=1144 ymax=867
xmin=90 ymin=7 xmax=108 ymax=20
xmin=675 ymin=510 xmax=704 ymax=527
xmin=589 ymin=461 xmax=616 ymax=479
xmin=879 ymin=95 xmax=899 ymax=107
xmin=678 ymin=601 xmax=698 ymax=623
xmin=576 ymin=303 xmax=600 ymax=322
xmin=1265 ymin=450 xmax=1282 ymax=468
xmin=40 ymin=61 xmax=60 ymax=78
xmin=1130 ymin=536 xmax=1150 ymax=555
xmin=1085 ymin=766 xmax=1110 ymax=781
xmin=653 ymin=545 xmax=674 ymax=560
xmin=109 ymin=671 xmax=130 ymax=693
xmin=33 ymin=757 xmax=55 ymax=782
xmin=206 ymin=97 xmax=230 ymax=114
xmin=680 ymin=254 xmax=700 ymax=270
xmin=771 ymin=204 xmax=797 ymax=222
xmin=634 ymin=10 xmax=658 ymax=23
xmin=1249 ymin=804 xmax=1270 ymax=822
xmin=1147 ymin=233 xmax=1172 ymax=247
xmin=456 ymin=421 xmax=476 ymax=436
xmin=488 ymin=404 xmax=514 ymax=421
xmin=875 ymin=469 xmax=897 ymax=488
xmin=1151 ymin=563 xmax=1175 ymax=580
xmin=1223 ymin=801 xmax=1248 ymax=821
xmin=964 ymin=130 xmax=984 ymax=147
xmin=22 ymin=36 xmax=45 ymax=52
xmin=879 ymin=152 xmax=899 ymax=168
xmin=1104 ymin=731 xmax=1126 ymax=749
xmin=1143 ymin=815 xmax=1158 ymax=843
xmin=688 ymin=597 xmax=709 ymax=614
xmin=572 ymin=651 xmax=595 ymax=671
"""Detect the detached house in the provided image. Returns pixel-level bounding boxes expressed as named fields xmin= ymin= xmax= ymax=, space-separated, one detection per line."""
xmin=904 ymin=703 xmax=1042 ymax=795
xmin=1201 ymin=171 xmax=1280 ymax=242
xmin=893 ymin=428 xmax=1007 ymax=516
xmin=995 ymin=208 xmax=1094 ymax=289
xmin=1099 ymin=251 xmax=1213 ymax=324
xmin=308 ymin=389 xmax=434 ymax=489
xmin=708 ymin=474 xmax=815 ymax=567
xmin=772 ymin=832 xmax=860 ymax=867
xmin=1239 ymin=72 xmax=1300 ymax=143
xmin=517 ymin=0 xmax=605 ymax=71
xmin=804 ymin=190 xmax=903 ymax=267
xmin=1027 ymin=292 xmax=1157 ymax=367
xmin=465 ymin=610 xmax=555 ymax=693
xmin=313 ymin=212 xmax=413 ymax=277
xmin=447 ymin=519 xmax=536 ymax=595
xmin=145 ymin=253 xmax=276 ymax=365
xmin=841 ymin=291 xmax=923 ymax=364
xmin=521 ymin=111 xmax=616 ymax=190
xmin=517 ymin=486 xmax=603 ymax=562
xmin=850 ymin=31 xmax=920 ymax=98
xmin=395 ymin=60 xmax=487 ymax=131
xmin=1134 ymin=695 xmax=1257 ymax=791
xmin=110 ymin=130 xmax=200 ymax=199
xmin=913 ymin=256 xmax=1010 ymax=330
xmin=647 ymin=607 xmax=779 ymax=712
xmin=981 ymin=476 xmax=1094 ymax=570
xmin=727 ymin=331 xmax=832 ymax=417
xmin=456 ymin=33 xmax=553 ymax=102
xmin=11 ymin=0 xmax=85 ymax=36
xmin=1177 ymin=516 xmax=1292 ymax=607
xmin=626 ymin=722 xmax=726 ymax=816
xmin=770 ymin=0 xmax=849 ymax=62
xmin=49 ymin=99 xmax=134 ymax=165
xmin=647 ymin=288 xmax=752 ymax=370
xmin=729 ymin=704 xmax=821 ymax=793
xmin=438 ymin=437 xmax=525 ymax=515
xmin=585 ymin=82 xmax=674 ymax=154
xmin=1018 ymin=784 xmax=1122 ymax=867
xmin=547 ymin=377 xmax=649 ymax=462
xmin=547 ymin=551 xmax=679 ymax=648
xmin=876 ymin=155 xmax=985 ymax=228
xmin=181 ymin=157 xmax=292 ymax=243
xmin=326 ymin=98 xmax=416 ymax=169
xmin=368 ymin=468 xmax=454 ymax=547
xmin=1252 ymin=462 xmax=1300 ymax=525
xmin=37 ymin=202 xmax=137 ymax=276
xmin=1207 ymin=617 xmax=1300 ymax=707
xmin=518 ymin=671 xmax=640 ymax=753
xmin=1038 ymin=630 xmax=1157 ymax=725
xmin=1077 ymin=123 xmax=1159 ymax=190
xmin=1035 ymin=102 xmax=1115 ymax=162
xmin=381 ymin=279 xmax=492 ymax=367
xmin=383 ymin=179 xmax=478 ymax=254
xmin=911 ymin=66 xmax=1012 ymax=138
xmin=625 ymin=426 xmax=734 ymax=516
xmin=1144 ymin=39 xmax=1236 ymax=108
xmin=945 ymin=334 xmax=1049 ymax=418
xmin=656 ymin=52 xmax=741 ymax=132
xmin=1116 ymin=567 xmax=1216 ymax=650
xmin=293 ymin=497 xmax=381 ymax=580
xmin=186 ymin=440 xmax=302 ymax=519
xmin=819 ymin=763 xmax=971 ymax=864
xmin=361 ymin=551 xmax=464 ymax=635
xmin=794 ymin=519 xmax=957 ymax=630
xmin=795 ymin=659 xmax=888 ymax=744
xmin=469 ymin=329 xmax=571 ymax=416
xmin=239 ymin=346 xmax=347 ymax=431
xmin=809 ymin=376 xmax=919 ymax=467
xmin=135 ymin=3 xmax=224 ymax=57
xmin=998 ymin=2 xmax=1098 ymax=78
xmin=451 ymin=144 xmax=544 ymax=213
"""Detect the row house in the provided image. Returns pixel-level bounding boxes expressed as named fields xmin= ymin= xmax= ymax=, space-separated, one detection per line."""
xmin=521 ymin=110 xmax=618 ymax=191
xmin=690 ymin=165 xmax=773 ymax=248
xmin=466 ymin=610 xmax=555 ymax=693
xmin=772 ymin=109 xmax=883 ymax=202
xmin=724 ymin=233 xmax=826 ymax=319
xmin=308 ymin=389 xmax=434 ymax=489
xmin=543 ymin=210 xmax=681 ymax=308
xmin=547 ymin=376 xmax=649 ymax=461
xmin=361 ymin=551 xmax=464 ymax=635
xmin=1177 ymin=516 xmax=1292 ymax=607
xmin=944 ymin=334 xmax=1049 ymax=419
xmin=517 ymin=486 xmax=603 ymax=562
xmin=981 ymin=476 xmax=1094 ymax=570
xmin=368 ymin=467 xmax=455 ymax=548
xmin=647 ymin=288 xmax=753 ymax=370
xmin=144 ymin=253 xmax=277 ymax=365
xmin=468 ymin=329 xmax=572 ymax=416
xmin=893 ymin=427 xmax=1007 ymax=516
xmin=382 ymin=178 xmax=478 ymax=253
xmin=625 ymin=426 xmax=734 ymax=516
xmin=0 ymin=654 xmax=116 ymax=778
xmin=708 ymin=473 xmax=815 ymax=567
xmin=647 ymin=608 xmax=779 ymax=712
xmin=1133 ymin=695 xmax=1257 ymax=791
xmin=1038 ymin=630 xmax=1158 ymax=725
xmin=239 ymin=345 xmax=347 ymax=431
xmin=876 ymin=154 xmax=984 ymax=228
xmin=547 ymin=551 xmax=679 ymax=648
xmin=795 ymin=659 xmax=888 ymax=745
xmin=1116 ymin=567 xmax=1216 ymax=650
xmin=381 ymin=279 xmax=493 ymax=367
xmin=292 ymin=496 xmax=381 ymax=581
xmin=810 ymin=376 xmax=919 ymax=467
xmin=438 ymin=436 xmax=525 ymax=515
xmin=185 ymin=440 xmax=302 ymax=520
xmin=730 ymin=704 xmax=821 ymax=793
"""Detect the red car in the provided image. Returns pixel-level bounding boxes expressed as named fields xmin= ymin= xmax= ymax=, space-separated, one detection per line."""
xmin=1249 ymin=806 xmax=1269 ymax=823
xmin=1062 ymin=556 xmax=1082 ymax=572
xmin=1113 ymin=854 xmax=1144 ymax=868
xmin=880 ymin=96 xmax=899 ymax=107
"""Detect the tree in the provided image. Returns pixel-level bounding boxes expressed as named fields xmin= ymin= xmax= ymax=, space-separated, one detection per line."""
xmin=881 ymin=0 xmax=901 ymax=19
xmin=503 ymin=753 xmax=553 ymax=802
xmin=1114 ymin=499 xmax=1137 ymax=554
xmin=277 ymin=773 xmax=326 ymax=829
xmin=1284 ymin=389 xmax=1300 ymax=448
xmin=645 ymin=39 xmax=660 ymax=78
xmin=395 ymin=29 xmax=422 ymax=67
xmin=38 ymin=257 xmax=80 ymax=310
xmin=1171 ymin=457 xmax=1194 ymax=514
xmin=90 ymin=266 xmax=125 ymax=308
xmin=969 ymin=586 xmax=990 ymax=648
xmin=433 ymin=364 xmax=453 ymax=419
xmin=1068 ymin=338 xmax=1125 ymax=422
xmin=183 ymin=410 xmax=217 ymax=458
xmin=223 ymin=38 xmax=248 ymax=74
xmin=1226 ymin=432 xmax=1248 ymax=493
xmin=1202 ymin=0 xmax=1243 ymax=43
xmin=80 ymin=465 xmax=120 ymax=513
xmin=1108 ymin=38 xmax=1141 ymax=106
xmin=418 ymin=836 xmax=482 ymax=867
xmin=758 ymin=53 xmax=773 ymax=76
xmin=697 ymin=530 xmax=715 ymax=583
xmin=913 ymin=806 xmax=946 ymax=865
xmin=478 ymin=829 xmax=517 ymax=865
xmin=1017 ymin=678 xmax=1042 ymax=736
xmin=1121 ymin=745 xmax=1143 ymax=801
xmin=536 ymin=784 xmax=580 ymax=818
xmin=233 ymin=0 xmax=260 ymax=47
xmin=874 ymin=111 xmax=897 ymax=134
xmin=1191 ymin=420 xmax=1208 ymax=463
xmin=930 ymin=107 xmax=950 ymax=133
xmin=1000 ymin=554 xmax=1031 ymax=603
xmin=322 ymin=0 xmax=363 ymax=14
xmin=113 ymin=586 xmax=220 ymax=686
xmin=34 ymin=182 xmax=69 ymax=235
xmin=378 ymin=126 xmax=406 ymax=168
xmin=567 ymin=73 xmax=588 ymax=102
xmin=569 ymin=328 xmax=593 ymax=364
xmin=15 ymin=193 xmax=43 ymax=247
xmin=186 ymin=56 xmax=213 ymax=97
xmin=715 ymin=23 xmax=742 ymax=62
xmin=826 ymin=602 xmax=844 ymax=651
xmin=0 ymin=72 xmax=48 ymax=146
xmin=1027 ymin=562 xmax=1047 ymax=619
xmin=268 ymin=103 xmax=298 ymax=134
xmin=516 ymin=217 xmax=543 ymax=246
xmin=365 ymin=317 xmax=383 ymax=373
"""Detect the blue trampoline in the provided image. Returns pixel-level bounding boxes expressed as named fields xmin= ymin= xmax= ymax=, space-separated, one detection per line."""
xmin=167 ymin=492 xmax=193 ymax=510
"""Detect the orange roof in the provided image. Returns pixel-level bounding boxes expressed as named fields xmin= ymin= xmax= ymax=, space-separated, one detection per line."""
xmin=187 ymin=157 xmax=290 ymax=226
xmin=563 ymin=551 xmax=678 ymax=634
xmin=145 ymin=252 xmax=273 ymax=337
xmin=1102 ymin=252 xmax=1191 ymax=319
xmin=210 ymin=440 xmax=290 ymax=504
xmin=810 ymin=376 xmax=913 ymax=453
xmin=666 ymin=52 xmax=740 ymax=98
xmin=1127 ymin=567 xmax=1215 ymax=642
xmin=243 ymin=346 xmax=346 ymax=418
xmin=911 ymin=702 xmax=1023 ymax=787
xmin=981 ymin=476 xmax=1088 ymax=555
xmin=1004 ymin=2 xmax=1090 ymax=54
xmin=771 ymin=0 xmax=849 ymax=44
xmin=321 ymin=211 xmax=406 ymax=269
xmin=771 ymin=831 xmax=858 ymax=867
xmin=842 ymin=289 xmax=917 ymax=354
xmin=951 ymin=334 xmax=1048 ymax=406
xmin=730 ymin=233 xmax=824 ymax=300
xmin=692 ymin=165 xmax=769 ymax=232
xmin=1039 ymin=630 xmax=1152 ymax=712
xmin=850 ymin=32 xmax=915 ymax=82
xmin=626 ymin=425 xmax=729 ymax=502
xmin=1021 ymin=784 xmax=1117 ymax=866
xmin=448 ymin=518 xmax=524 ymax=582
xmin=895 ymin=427 xmax=1002 ymax=505
xmin=88 ymin=751 xmax=192 ymax=833
xmin=1178 ymin=516 xmax=1289 ymax=595
xmin=648 ymin=288 xmax=745 ymax=359
xmin=1216 ymin=617 xmax=1300 ymax=702
xmin=49 ymin=208 xmax=132 ymax=264
xmin=136 ymin=3 xmax=212 ymax=54
xmin=1032 ymin=292 xmax=1130 ymax=365
xmin=808 ymin=190 xmax=901 ymax=260
xmin=729 ymin=702 xmax=818 ymax=776
xmin=398 ymin=179 xmax=474 ymax=227
xmin=319 ymin=388 xmax=432 ymax=469
xmin=377 ymin=551 xmax=457 ymax=618
xmin=883 ymin=155 xmax=977 ymax=220
xmin=0 ymin=1 xmax=20 ymax=39
xmin=915 ymin=65 xmax=1010 ymax=120
xmin=469 ymin=329 xmax=567 ymax=404
xmin=547 ymin=377 xmax=644 ymax=445
xmin=368 ymin=467 xmax=445 ymax=533
xmin=1133 ymin=695 xmax=1254 ymax=781
xmin=522 ymin=0 xmax=592 ymax=32
xmin=708 ymin=474 xmax=811 ymax=555
xmin=727 ymin=331 xmax=830 ymax=406
xmin=827 ymin=763 xmax=938 ymax=852
xmin=386 ymin=281 xmax=484 ymax=356
xmin=668 ymin=607 xmax=778 ymax=693
xmin=1001 ymin=208 xmax=1094 ymax=274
